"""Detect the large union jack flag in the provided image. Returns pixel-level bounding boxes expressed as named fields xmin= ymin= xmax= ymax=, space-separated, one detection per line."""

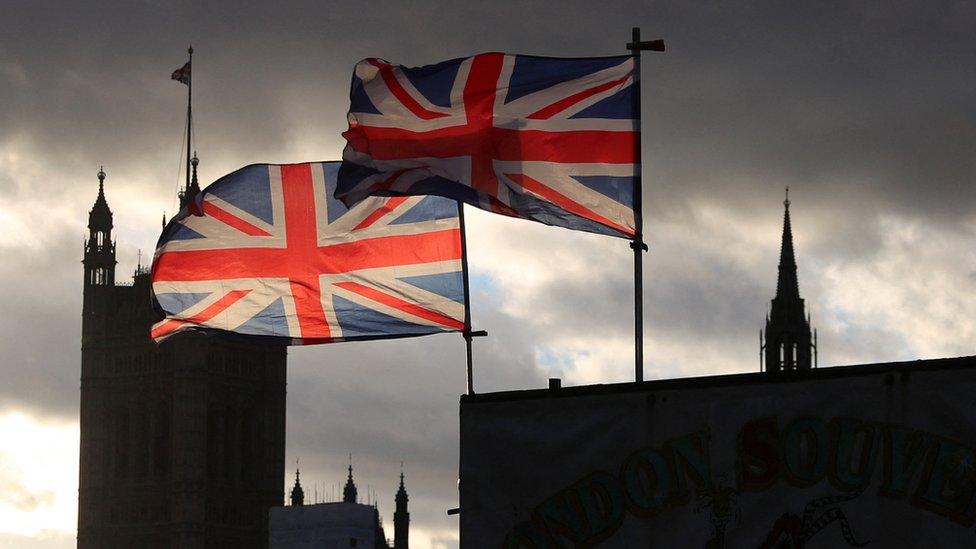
xmin=150 ymin=162 xmax=464 ymax=344
xmin=336 ymin=53 xmax=638 ymax=238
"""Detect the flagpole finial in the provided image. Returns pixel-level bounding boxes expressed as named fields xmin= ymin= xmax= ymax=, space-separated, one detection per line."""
xmin=188 ymin=45 xmax=193 ymax=56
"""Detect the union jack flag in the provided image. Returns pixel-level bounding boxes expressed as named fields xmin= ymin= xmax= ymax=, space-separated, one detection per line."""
xmin=336 ymin=53 xmax=638 ymax=238
xmin=150 ymin=162 xmax=464 ymax=344
xmin=171 ymin=61 xmax=190 ymax=85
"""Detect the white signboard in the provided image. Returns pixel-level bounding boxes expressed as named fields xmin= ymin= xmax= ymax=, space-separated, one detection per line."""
xmin=459 ymin=360 xmax=976 ymax=547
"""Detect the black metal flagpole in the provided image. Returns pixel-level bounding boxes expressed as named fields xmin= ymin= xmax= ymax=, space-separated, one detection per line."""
xmin=185 ymin=46 xmax=193 ymax=193
xmin=627 ymin=28 xmax=665 ymax=383
xmin=457 ymin=203 xmax=486 ymax=395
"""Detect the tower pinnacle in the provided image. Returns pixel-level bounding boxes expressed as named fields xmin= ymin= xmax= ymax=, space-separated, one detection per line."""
xmin=763 ymin=189 xmax=814 ymax=372
xmin=179 ymin=153 xmax=202 ymax=210
xmin=343 ymin=455 xmax=358 ymax=504
xmin=394 ymin=463 xmax=409 ymax=549
xmin=290 ymin=463 xmax=305 ymax=506
xmin=84 ymin=167 xmax=116 ymax=290
xmin=90 ymin=167 xmax=111 ymax=224
xmin=774 ymin=188 xmax=800 ymax=302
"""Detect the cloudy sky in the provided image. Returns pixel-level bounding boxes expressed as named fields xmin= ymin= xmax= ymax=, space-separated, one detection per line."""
xmin=1 ymin=1 xmax=974 ymax=547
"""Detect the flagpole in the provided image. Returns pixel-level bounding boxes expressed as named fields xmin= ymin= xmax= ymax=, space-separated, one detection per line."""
xmin=457 ymin=203 xmax=485 ymax=395
xmin=627 ymin=28 xmax=665 ymax=383
xmin=185 ymin=46 xmax=193 ymax=193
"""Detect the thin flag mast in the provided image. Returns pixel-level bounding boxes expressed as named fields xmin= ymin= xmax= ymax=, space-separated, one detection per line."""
xmin=185 ymin=46 xmax=193 ymax=194
xmin=170 ymin=46 xmax=194 ymax=200
xmin=458 ymin=204 xmax=487 ymax=395
xmin=626 ymin=28 xmax=665 ymax=382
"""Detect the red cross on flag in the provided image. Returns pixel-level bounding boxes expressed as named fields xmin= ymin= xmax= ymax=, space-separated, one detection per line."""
xmin=151 ymin=162 xmax=465 ymax=344
xmin=336 ymin=53 xmax=638 ymax=238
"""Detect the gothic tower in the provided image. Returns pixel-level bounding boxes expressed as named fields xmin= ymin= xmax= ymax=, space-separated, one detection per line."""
xmin=394 ymin=469 xmax=409 ymax=549
xmin=84 ymin=167 xmax=116 ymax=289
xmin=78 ymin=166 xmax=288 ymax=548
xmin=762 ymin=189 xmax=816 ymax=372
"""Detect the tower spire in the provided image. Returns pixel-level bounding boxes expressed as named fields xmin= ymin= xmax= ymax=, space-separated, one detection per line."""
xmin=92 ymin=166 xmax=110 ymax=213
xmin=763 ymin=188 xmax=814 ymax=372
xmin=394 ymin=462 xmax=410 ymax=549
xmin=343 ymin=454 xmax=358 ymax=503
xmin=290 ymin=460 xmax=305 ymax=506
xmin=179 ymin=152 xmax=201 ymax=210
xmin=84 ymin=166 xmax=116 ymax=291
xmin=775 ymin=186 xmax=800 ymax=301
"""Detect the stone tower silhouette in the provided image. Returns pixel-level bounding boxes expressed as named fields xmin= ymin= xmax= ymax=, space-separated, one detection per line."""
xmin=394 ymin=468 xmax=409 ymax=549
xmin=343 ymin=457 xmax=358 ymax=504
xmin=289 ymin=466 xmax=305 ymax=506
xmin=762 ymin=189 xmax=816 ymax=372
xmin=78 ymin=166 xmax=288 ymax=548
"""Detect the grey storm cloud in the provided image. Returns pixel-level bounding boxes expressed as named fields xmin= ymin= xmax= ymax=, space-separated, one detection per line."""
xmin=1 ymin=1 xmax=975 ymax=546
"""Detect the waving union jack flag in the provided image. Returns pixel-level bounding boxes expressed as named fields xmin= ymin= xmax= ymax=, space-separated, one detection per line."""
xmin=336 ymin=53 xmax=638 ymax=238
xmin=150 ymin=162 xmax=464 ymax=344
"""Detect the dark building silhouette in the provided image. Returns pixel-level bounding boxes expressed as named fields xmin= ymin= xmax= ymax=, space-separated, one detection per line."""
xmin=270 ymin=462 xmax=408 ymax=548
xmin=343 ymin=460 xmax=359 ymax=504
xmin=290 ymin=467 xmax=305 ymax=507
xmin=78 ymin=165 xmax=288 ymax=548
xmin=761 ymin=189 xmax=817 ymax=372
xmin=393 ymin=468 xmax=409 ymax=549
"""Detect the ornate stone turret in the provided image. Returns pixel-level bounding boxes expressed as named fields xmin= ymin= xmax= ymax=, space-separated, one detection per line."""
xmin=343 ymin=456 xmax=358 ymax=504
xmin=82 ymin=167 xmax=118 ymax=344
xmin=762 ymin=188 xmax=816 ymax=372
xmin=394 ymin=466 xmax=409 ymax=549
xmin=290 ymin=467 xmax=305 ymax=506
xmin=83 ymin=167 xmax=116 ymax=289
xmin=178 ymin=152 xmax=201 ymax=210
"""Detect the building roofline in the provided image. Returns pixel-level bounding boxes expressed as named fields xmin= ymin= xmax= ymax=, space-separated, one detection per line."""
xmin=460 ymin=355 xmax=976 ymax=405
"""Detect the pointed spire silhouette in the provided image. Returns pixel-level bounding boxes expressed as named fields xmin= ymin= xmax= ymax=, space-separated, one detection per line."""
xmin=84 ymin=166 xmax=116 ymax=289
xmin=290 ymin=459 xmax=304 ymax=506
xmin=394 ymin=462 xmax=410 ymax=549
xmin=763 ymin=187 xmax=814 ymax=372
xmin=89 ymin=166 xmax=112 ymax=226
xmin=775 ymin=186 xmax=800 ymax=302
xmin=343 ymin=454 xmax=358 ymax=503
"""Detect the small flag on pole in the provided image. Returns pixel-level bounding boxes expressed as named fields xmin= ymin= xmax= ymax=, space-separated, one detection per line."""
xmin=336 ymin=53 xmax=638 ymax=238
xmin=171 ymin=61 xmax=191 ymax=85
xmin=151 ymin=162 xmax=465 ymax=344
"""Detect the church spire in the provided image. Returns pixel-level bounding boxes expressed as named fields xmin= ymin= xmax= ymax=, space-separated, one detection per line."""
xmin=762 ymin=188 xmax=815 ymax=372
xmin=343 ymin=455 xmax=358 ymax=503
xmin=775 ymin=187 xmax=800 ymax=301
xmin=290 ymin=463 xmax=305 ymax=506
xmin=394 ymin=463 xmax=409 ymax=549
